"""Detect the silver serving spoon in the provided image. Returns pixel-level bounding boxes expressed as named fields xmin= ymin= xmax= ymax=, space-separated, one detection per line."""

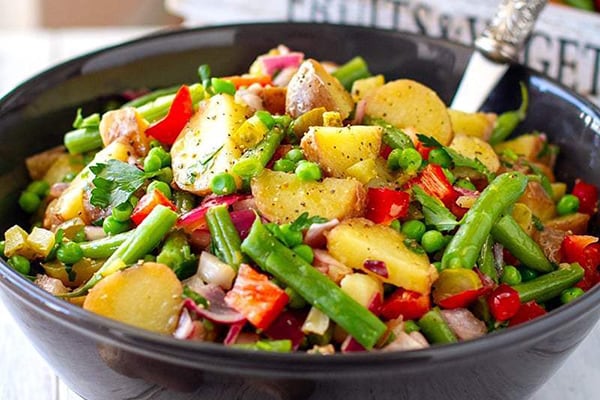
xmin=451 ymin=0 xmax=547 ymax=112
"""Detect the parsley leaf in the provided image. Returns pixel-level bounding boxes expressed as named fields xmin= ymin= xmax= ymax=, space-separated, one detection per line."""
xmin=412 ymin=186 xmax=458 ymax=231
xmin=90 ymin=159 xmax=156 ymax=209
xmin=417 ymin=134 xmax=494 ymax=182
xmin=289 ymin=212 xmax=328 ymax=231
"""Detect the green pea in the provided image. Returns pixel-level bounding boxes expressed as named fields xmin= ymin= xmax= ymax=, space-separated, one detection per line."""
xmin=401 ymin=220 xmax=426 ymax=241
xmin=556 ymin=194 xmax=579 ymax=216
xmin=103 ymin=216 xmax=131 ymax=235
xmin=148 ymin=180 xmax=173 ymax=199
xmin=421 ymin=230 xmax=445 ymax=253
xmin=293 ymin=244 xmax=314 ymax=264
xmin=501 ymin=265 xmax=522 ymax=285
xmin=428 ymin=148 xmax=452 ymax=168
xmin=143 ymin=154 xmax=162 ymax=173
xmin=273 ymin=159 xmax=296 ymax=173
xmin=211 ymin=77 xmax=236 ymax=95
xmin=285 ymin=148 xmax=305 ymax=163
xmin=398 ymin=148 xmax=422 ymax=172
xmin=455 ymin=178 xmax=477 ymax=191
xmin=389 ymin=219 xmax=401 ymax=232
xmin=156 ymin=167 xmax=174 ymax=184
xmin=386 ymin=148 xmax=402 ymax=171
xmin=0 ymin=240 xmax=5 ymax=256
xmin=278 ymin=224 xmax=303 ymax=247
xmin=72 ymin=229 xmax=87 ymax=243
xmin=285 ymin=286 xmax=308 ymax=309
xmin=148 ymin=146 xmax=171 ymax=167
xmin=112 ymin=202 xmax=134 ymax=222
xmin=519 ymin=266 xmax=539 ymax=282
xmin=560 ymin=287 xmax=585 ymax=304
xmin=57 ymin=242 xmax=84 ymax=265
xmin=19 ymin=191 xmax=41 ymax=214
xmin=9 ymin=255 xmax=30 ymax=275
xmin=26 ymin=180 xmax=50 ymax=197
xmin=209 ymin=172 xmax=237 ymax=195
xmin=295 ymin=161 xmax=322 ymax=181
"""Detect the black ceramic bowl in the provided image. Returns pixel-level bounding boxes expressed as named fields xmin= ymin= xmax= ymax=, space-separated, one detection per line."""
xmin=0 ymin=23 xmax=599 ymax=400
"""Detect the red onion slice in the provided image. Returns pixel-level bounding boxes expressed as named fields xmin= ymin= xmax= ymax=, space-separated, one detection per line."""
xmin=183 ymin=284 xmax=245 ymax=325
xmin=173 ymin=309 xmax=195 ymax=339
xmin=224 ymin=319 xmax=247 ymax=345
xmin=364 ymin=260 xmax=389 ymax=279
xmin=304 ymin=218 xmax=339 ymax=248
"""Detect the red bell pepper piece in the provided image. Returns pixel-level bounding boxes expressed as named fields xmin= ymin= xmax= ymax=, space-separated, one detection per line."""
xmin=146 ymin=85 xmax=193 ymax=145
xmin=380 ymin=288 xmax=431 ymax=321
xmin=487 ymin=284 xmax=521 ymax=322
xmin=130 ymin=189 xmax=177 ymax=226
xmin=437 ymin=288 xmax=483 ymax=309
xmin=571 ymin=179 xmax=598 ymax=215
xmin=408 ymin=163 xmax=458 ymax=208
xmin=415 ymin=138 xmax=432 ymax=160
xmin=224 ymin=264 xmax=289 ymax=330
xmin=379 ymin=144 xmax=393 ymax=159
xmin=508 ymin=301 xmax=547 ymax=327
xmin=365 ymin=187 xmax=410 ymax=225
xmin=561 ymin=235 xmax=600 ymax=290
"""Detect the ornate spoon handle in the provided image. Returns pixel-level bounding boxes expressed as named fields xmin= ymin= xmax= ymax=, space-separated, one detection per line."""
xmin=475 ymin=0 xmax=547 ymax=63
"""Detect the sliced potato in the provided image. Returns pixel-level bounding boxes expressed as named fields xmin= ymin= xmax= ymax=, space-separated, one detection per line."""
xmin=83 ymin=262 xmax=183 ymax=334
xmin=449 ymin=134 xmax=500 ymax=173
xmin=43 ymin=258 xmax=103 ymax=288
xmin=351 ymin=74 xmax=385 ymax=102
xmin=340 ymin=273 xmax=383 ymax=308
xmin=301 ymin=125 xmax=382 ymax=177
xmin=517 ymin=181 xmax=556 ymax=222
xmin=544 ymin=212 xmax=590 ymax=235
xmin=364 ymin=79 xmax=453 ymax=146
xmin=43 ymin=153 xmax=85 ymax=185
xmin=291 ymin=107 xmax=326 ymax=138
xmin=448 ymin=109 xmax=496 ymax=141
xmin=25 ymin=146 xmax=67 ymax=181
xmin=327 ymin=218 xmax=437 ymax=294
xmin=251 ymin=170 xmax=366 ymax=223
xmin=99 ymin=107 xmax=150 ymax=157
xmin=285 ymin=59 xmax=354 ymax=119
xmin=171 ymin=94 xmax=248 ymax=195
xmin=493 ymin=134 xmax=548 ymax=164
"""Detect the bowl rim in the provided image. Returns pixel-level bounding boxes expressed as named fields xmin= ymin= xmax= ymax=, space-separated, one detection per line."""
xmin=0 ymin=21 xmax=599 ymax=378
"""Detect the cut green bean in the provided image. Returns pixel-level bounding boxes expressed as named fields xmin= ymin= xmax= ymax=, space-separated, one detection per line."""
xmin=489 ymin=82 xmax=528 ymax=145
xmin=478 ymin=236 xmax=498 ymax=282
xmin=232 ymin=127 xmax=284 ymax=179
xmin=206 ymin=205 xmax=244 ymax=271
xmin=61 ymin=205 xmax=177 ymax=297
xmin=241 ymin=218 xmax=387 ymax=350
xmin=365 ymin=117 xmax=414 ymax=150
xmin=137 ymin=83 xmax=204 ymax=123
xmin=513 ymin=263 xmax=584 ymax=303
xmin=442 ymin=172 xmax=528 ymax=270
xmin=156 ymin=230 xmax=197 ymax=279
xmin=491 ymin=214 xmax=554 ymax=273
xmin=331 ymin=56 xmax=371 ymax=91
xmin=79 ymin=230 xmax=133 ymax=259
xmin=64 ymin=128 xmax=104 ymax=155
xmin=122 ymin=85 xmax=180 ymax=108
xmin=417 ymin=308 xmax=458 ymax=344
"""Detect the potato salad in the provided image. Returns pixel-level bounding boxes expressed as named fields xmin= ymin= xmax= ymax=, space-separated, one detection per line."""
xmin=3 ymin=45 xmax=599 ymax=353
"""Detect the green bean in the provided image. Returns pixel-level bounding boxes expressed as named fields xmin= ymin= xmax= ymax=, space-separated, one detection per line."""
xmin=232 ymin=127 xmax=284 ymax=179
xmin=442 ymin=172 xmax=528 ymax=270
xmin=122 ymin=85 xmax=180 ymax=108
xmin=489 ymin=82 xmax=529 ymax=145
xmin=205 ymin=205 xmax=244 ymax=271
xmin=61 ymin=205 xmax=177 ymax=297
xmin=241 ymin=218 xmax=387 ymax=350
xmin=478 ymin=236 xmax=498 ymax=282
xmin=331 ymin=56 xmax=371 ymax=91
xmin=513 ymin=263 xmax=584 ymax=303
xmin=156 ymin=230 xmax=197 ymax=279
xmin=137 ymin=83 xmax=204 ymax=123
xmin=365 ymin=117 xmax=414 ymax=150
xmin=491 ymin=214 xmax=554 ymax=273
xmin=79 ymin=231 xmax=133 ymax=259
xmin=417 ymin=308 xmax=458 ymax=344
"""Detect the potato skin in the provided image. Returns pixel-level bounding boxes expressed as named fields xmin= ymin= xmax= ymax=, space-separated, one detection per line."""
xmin=285 ymin=59 xmax=354 ymax=120
xmin=251 ymin=169 xmax=366 ymax=223
xmin=364 ymin=79 xmax=453 ymax=146
xmin=83 ymin=262 xmax=183 ymax=334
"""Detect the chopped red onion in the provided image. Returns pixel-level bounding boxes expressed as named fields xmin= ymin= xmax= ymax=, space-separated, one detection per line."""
xmin=177 ymin=194 xmax=246 ymax=231
xmin=84 ymin=226 xmax=107 ymax=241
xmin=260 ymin=52 xmax=304 ymax=76
xmin=183 ymin=284 xmax=245 ymax=325
xmin=264 ymin=310 xmax=306 ymax=350
xmin=173 ymin=309 xmax=195 ymax=339
xmin=352 ymin=99 xmax=367 ymax=125
xmin=363 ymin=260 xmax=389 ymax=279
xmin=229 ymin=209 xmax=257 ymax=240
xmin=440 ymin=308 xmax=487 ymax=341
xmin=224 ymin=319 xmax=247 ymax=345
xmin=341 ymin=336 xmax=366 ymax=353
xmin=197 ymin=251 xmax=236 ymax=290
xmin=304 ymin=218 xmax=339 ymax=248
xmin=49 ymin=182 xmax=69 ymax=198
xmin=382 ymin=331 xmax=428 ymax=352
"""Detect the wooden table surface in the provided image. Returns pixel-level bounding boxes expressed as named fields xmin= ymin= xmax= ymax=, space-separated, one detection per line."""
xmin=0 ymin=27 xmax=598 ymax=399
